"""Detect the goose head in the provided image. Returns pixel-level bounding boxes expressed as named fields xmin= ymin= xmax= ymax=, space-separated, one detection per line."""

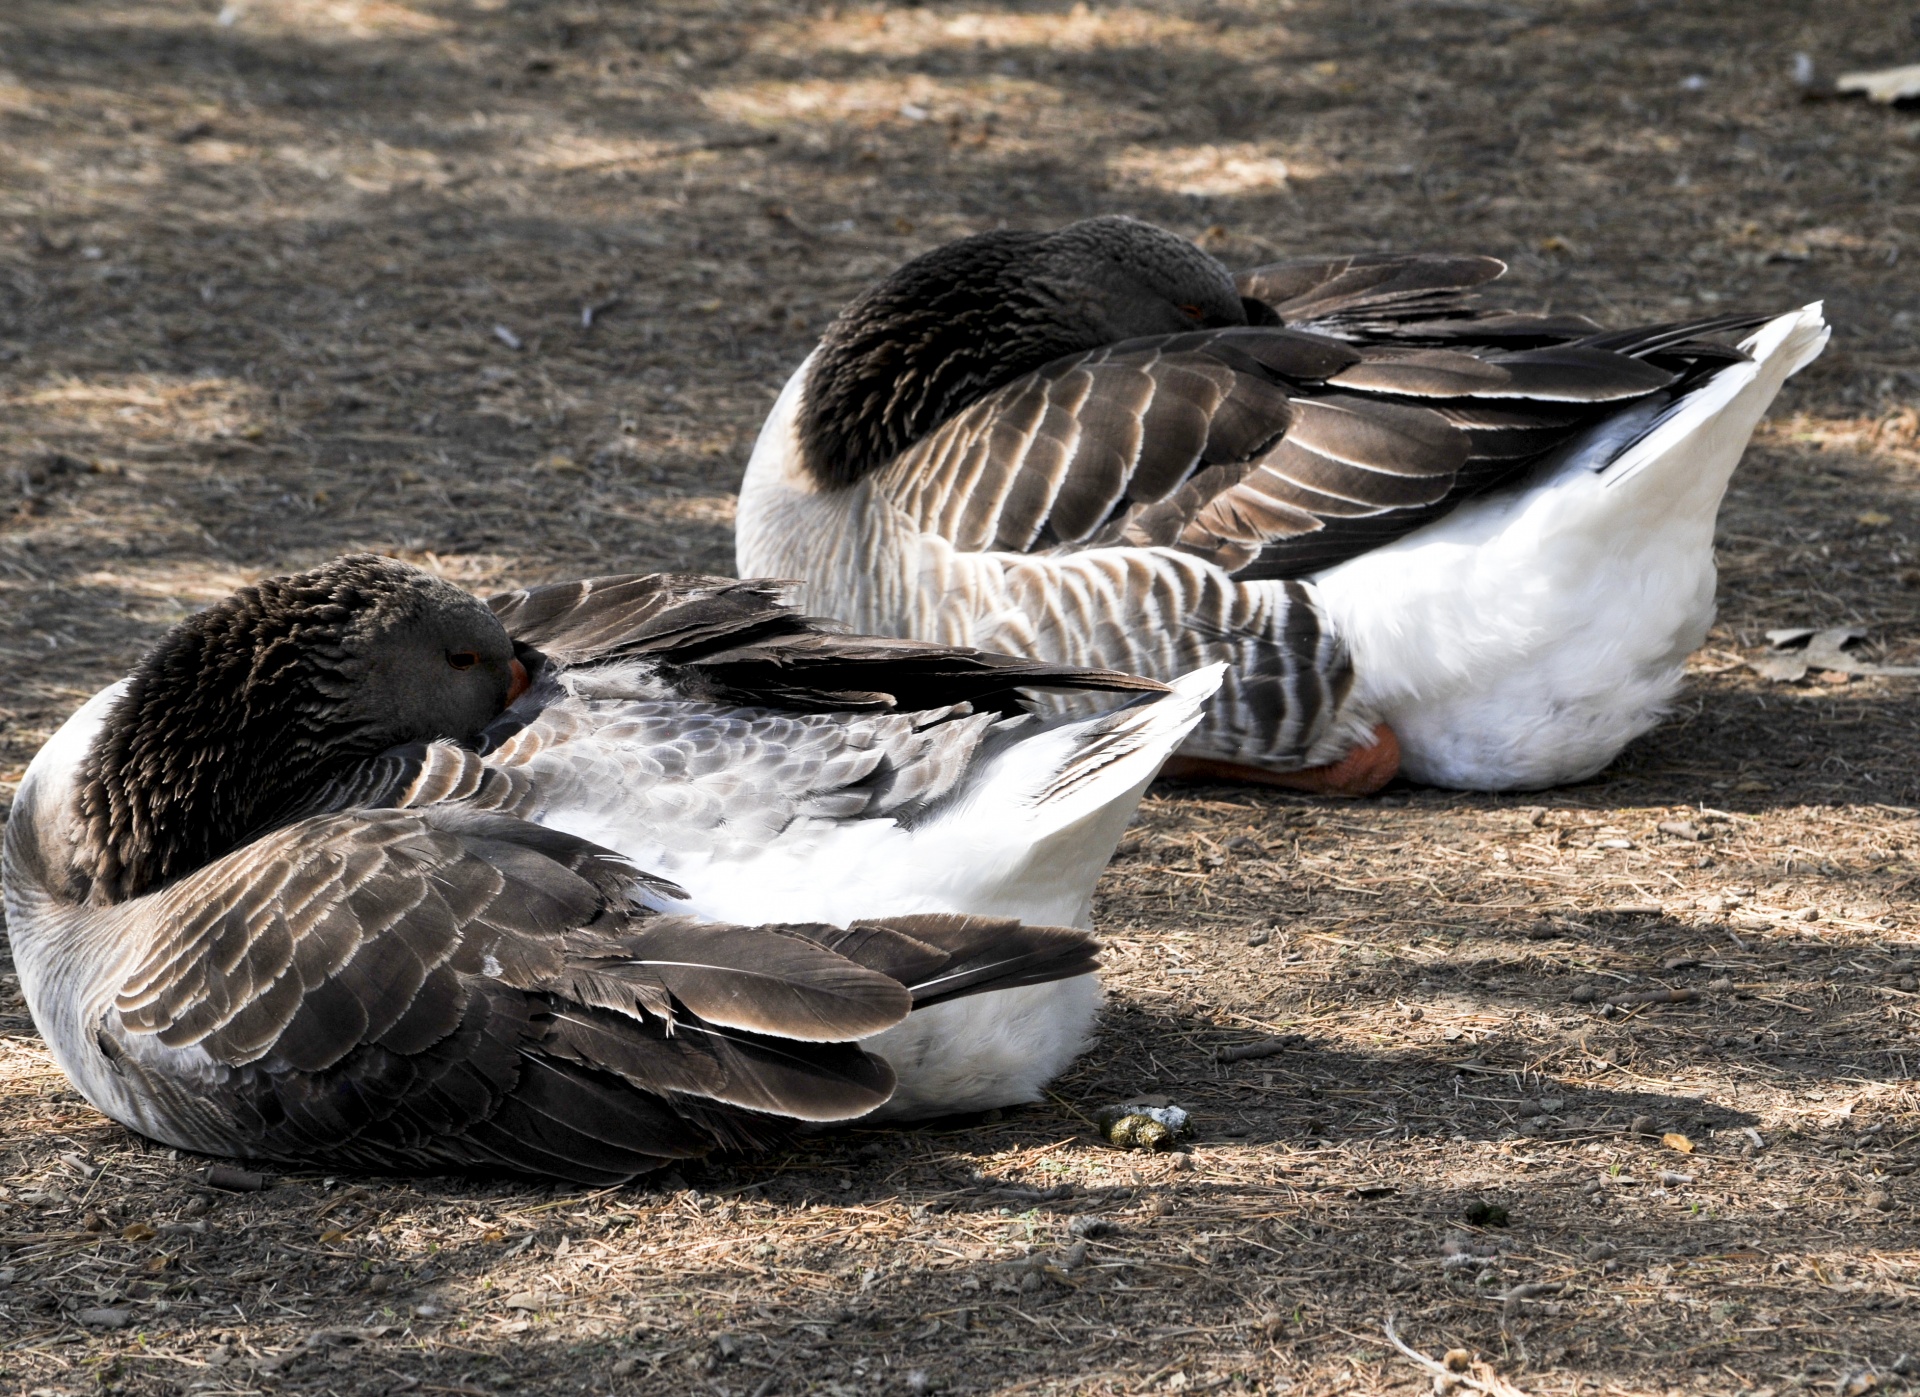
xmin=796 ymin=216 xmax=1248 ymax=489
xmin=72 ymin=555 xmax=526 ymax=903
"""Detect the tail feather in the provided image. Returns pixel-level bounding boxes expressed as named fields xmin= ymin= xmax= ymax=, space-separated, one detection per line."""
xmin=792 ymin=913 xmax=1101 ymax=1008
xmin=911 ymin=665 xmax=1222 ymax=927
xmin=1600 ymin=303 xmax=1827 ymax=493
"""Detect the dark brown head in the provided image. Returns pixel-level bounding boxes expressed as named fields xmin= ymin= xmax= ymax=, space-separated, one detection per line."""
xmin=796 ymin=216 xmax=1248 ymax=489
xmin=77 ymin=555 xmax=524 ymax=902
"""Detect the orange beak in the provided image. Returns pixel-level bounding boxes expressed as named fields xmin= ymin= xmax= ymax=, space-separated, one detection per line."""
xmin=507 ymin=657 xmax=531 ymax=706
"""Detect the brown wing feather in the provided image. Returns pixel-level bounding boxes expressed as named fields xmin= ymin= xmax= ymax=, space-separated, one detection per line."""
xmin=878 ymin=295 xmax=1763 ymax=581
xmin=110 ymin=809 xmax=1097 ymax=1179
xmin=484 ymin=571 xmax=1162 ymax=719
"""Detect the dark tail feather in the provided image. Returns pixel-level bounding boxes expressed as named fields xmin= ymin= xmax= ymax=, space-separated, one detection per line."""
xmin=1575 ymin=311 xmax=1774 ymax=359
xmin=789 ymin=913 xmax=1101 ymax=1009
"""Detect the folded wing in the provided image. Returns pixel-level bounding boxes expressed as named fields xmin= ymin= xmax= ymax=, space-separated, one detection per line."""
xmin=487 ymin=572 xmax=1164 ymax=717
xmin=873 ymin=258 xmax=1774 ymax=581
xmin=110 ymin=807 xmax=1096 ymax=1181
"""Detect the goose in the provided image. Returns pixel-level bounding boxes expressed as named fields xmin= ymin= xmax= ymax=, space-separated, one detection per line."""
xmin=1 ymin=555 xmax=1219 ymax=1182
xmin=736 ymin=216 xmax=1829 ymax=792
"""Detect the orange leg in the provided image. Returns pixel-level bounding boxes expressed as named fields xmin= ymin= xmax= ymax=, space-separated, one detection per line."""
xmin=1159 ymin=724 xmax=1401 ymax=797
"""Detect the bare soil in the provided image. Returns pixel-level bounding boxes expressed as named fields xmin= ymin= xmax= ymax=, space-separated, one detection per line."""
xmin=3 ymin=3 xmax=1920 ymax=1395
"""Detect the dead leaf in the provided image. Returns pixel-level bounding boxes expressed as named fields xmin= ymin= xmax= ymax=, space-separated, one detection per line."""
xmin=1662 ymin=1132 xmax=1695 ymax=1154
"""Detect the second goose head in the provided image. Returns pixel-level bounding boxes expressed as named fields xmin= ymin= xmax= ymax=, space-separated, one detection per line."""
xmin=797 ymin=215 xmax=1247 ymax=489
xmin=77 ymin=554 xmax=525 ymax=903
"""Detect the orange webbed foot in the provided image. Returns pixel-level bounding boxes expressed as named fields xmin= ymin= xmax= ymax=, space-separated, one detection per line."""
xmin=1159 ymin=724 xmax=1400 ymax=797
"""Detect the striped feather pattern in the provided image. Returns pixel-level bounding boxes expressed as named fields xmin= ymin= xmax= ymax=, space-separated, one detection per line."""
xmin=84 ymin=799 xmax=1100 ymax=1179
xmin=875 ymin=314 xmax=1723 ymax=587
xmin=5 ymin=561 xmax=1168 ymax=1181
xmin=738 ymin=223 xmax=1821 ymax=783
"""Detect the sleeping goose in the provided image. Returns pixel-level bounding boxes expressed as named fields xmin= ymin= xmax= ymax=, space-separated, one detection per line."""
xmin=736 ymin=216 xmax=1829 ymax=792
xmin=2 ymin=555 xmax=1218 ymax=1181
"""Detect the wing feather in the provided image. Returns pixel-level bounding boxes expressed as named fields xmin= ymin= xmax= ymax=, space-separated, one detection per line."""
xmin=876 ymin=294 xmax=1765 ymax=580
xmin=483 ymin=569 xmax=1164 ymax=722
xmin=106 ymin=806 xmax=1096 ymax=1179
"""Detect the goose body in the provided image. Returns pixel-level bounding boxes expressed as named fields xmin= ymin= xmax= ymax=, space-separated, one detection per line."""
xmin=736 ymin=218 xmax=1829 ymax=791
xmin=3 ymin=559 xmax=1216 ymax=1179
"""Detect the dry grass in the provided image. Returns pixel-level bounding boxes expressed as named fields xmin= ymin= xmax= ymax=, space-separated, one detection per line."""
xmin=3 ymin=1 xmax=1920 ymax=1394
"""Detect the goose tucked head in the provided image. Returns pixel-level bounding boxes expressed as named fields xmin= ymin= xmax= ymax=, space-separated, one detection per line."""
xmin=796 ymin=216 xmax=1247 ymax=490
xmin=75 ymin=555 xmax=524 ymax=904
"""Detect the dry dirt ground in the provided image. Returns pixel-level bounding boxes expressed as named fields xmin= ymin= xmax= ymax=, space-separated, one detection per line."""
xmin=3 ymin=2 xmax=1920 ymax=1395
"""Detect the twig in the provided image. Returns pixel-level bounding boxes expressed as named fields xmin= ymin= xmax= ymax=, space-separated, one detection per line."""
xmin=1603 ymin=988 xmax=1698 ymax=1006
xmin=1214 ymin=1039 xmax=1302 ymax=1063
xmin=1382 ymin=1314 xmax=1531 ymax=1397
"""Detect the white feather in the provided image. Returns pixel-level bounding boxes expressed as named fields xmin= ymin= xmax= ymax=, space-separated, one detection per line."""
xmin=1312 ymin=303 xmax=1829 ymax=788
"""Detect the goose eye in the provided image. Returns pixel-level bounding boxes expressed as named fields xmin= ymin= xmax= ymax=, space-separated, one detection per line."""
xmin=1178 ymin=303 xmax=1204 ymax=320
xmin=447 ymin=651 xmax=480 ymax=671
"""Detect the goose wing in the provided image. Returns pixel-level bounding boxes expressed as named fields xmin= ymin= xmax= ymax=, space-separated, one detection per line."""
xmin=108 ymin=805 xmax=1089 ymax=1180
xmin=486 ymin=572 xmax=1163 ymax=716
xmin=875 ymin=308 xmax=1767 ymax=581
xmin=1233 ymin=251 xmax=1604 ymax=346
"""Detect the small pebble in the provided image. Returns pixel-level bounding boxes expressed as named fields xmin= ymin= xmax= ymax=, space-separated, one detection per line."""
xmin=1585 ymin=1242 xmax=1617 ymax=1262
xmin=1866 ymin=1189 xmax=1894 ymax=1212
xmin=1631 ymin=1114 xmax=1655 ymax=1136
xmin=1246 ymin=928 xmax=1272 ymax=947
xmin=905 ymin=1370 xmax=933 ymax=1395
xmin=1443 ymin=1349 xmax=1472 ymax=1372
xmin=1569 ymin=985 xmax=1598 ymax=1004
xmin=1068 ymin=1215 xmax=1114 ymax=1239
xmin=1794 ymin=907 xmax=1819 ymax=922
xmin=78 ymin=1307 xmax=132 ymax=1329
xmin=1708 ymin=976 xmax=1736 ymax=993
